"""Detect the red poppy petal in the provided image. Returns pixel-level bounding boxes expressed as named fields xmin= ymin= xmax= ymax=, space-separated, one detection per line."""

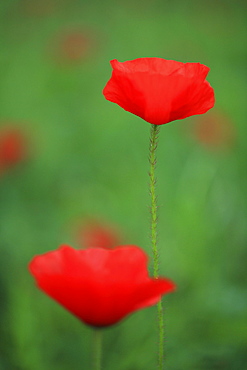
xmin=103 ymin=58 xmax=215 ymax=125
xmin=168 ymin=79 xmax=215 ymax=122
xmin=180 ymin=62 xmax=210 ymax=80
xmin=29 ymin=245 xmax=94 ymax=277
xmin=34 ymin=274 xmax=102 ymax=324
xmin=29 ymin=245 xmax=176 ymax=327
xmin=111 ymin=58 xmax=185 ymax=76
xmin=133 ymin=278 xmax=176 ymax=310
xmin=33 ymin=274 xmax=136 ymax=327
xmin=104 ymin=246 xmax=149 ymax=281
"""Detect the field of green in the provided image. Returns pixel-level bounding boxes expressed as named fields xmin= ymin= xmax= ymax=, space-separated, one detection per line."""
xmin=0 ymin=0 xmax=246 ymax=369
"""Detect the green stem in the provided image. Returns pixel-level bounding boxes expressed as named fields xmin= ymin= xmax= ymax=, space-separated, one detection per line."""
xmin=149 ymin=124 xmax=160 ymax=279
xmin=149 ymin=123 xmax=164 ymax=370
xmin=93 ymin=329 xmax=102 ymax=370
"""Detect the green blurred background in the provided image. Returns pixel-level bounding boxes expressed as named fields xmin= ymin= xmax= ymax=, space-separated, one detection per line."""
xmin=0 ymin=0 xmax=246 ymax=369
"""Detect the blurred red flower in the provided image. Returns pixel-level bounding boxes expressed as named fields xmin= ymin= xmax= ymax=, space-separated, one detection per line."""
xmin=49 ymin=29 xmax=96 ymax=65
xmin=193 ymin=110 xmax=235 ymax=149
xmin=0 ymin=128 xmax=26 ymax=172
xmin=78 ymin=220 xmax=121 ymax=249
xmin=103 ymin=58 xmax=215 ymax=125
xmin=29 ymin=245 xmax=175 ymax=327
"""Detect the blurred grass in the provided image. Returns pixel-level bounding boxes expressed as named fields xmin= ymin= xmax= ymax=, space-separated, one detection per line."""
xmin=0 ymin=0 xmax=247 ymax=369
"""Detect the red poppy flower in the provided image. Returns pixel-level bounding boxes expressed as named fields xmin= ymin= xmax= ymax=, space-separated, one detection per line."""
xmin=78 ymin=219 xmax=121 ymax=249
xmin=29 ymin=245 xmax=175 ymax=327
xmin=103 ymin=58 xmax=215 ymax=125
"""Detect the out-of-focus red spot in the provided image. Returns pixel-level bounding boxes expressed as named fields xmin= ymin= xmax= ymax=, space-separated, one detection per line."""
xmin=78 ymin=220 xmax=122 ymax=249
xmin=49 ymin=29 xmax=96 ymax=65
xmin=0 ymin=127 xmax=27 ymax=173
xmin=193 ymin=111 xmax=235 ymax=149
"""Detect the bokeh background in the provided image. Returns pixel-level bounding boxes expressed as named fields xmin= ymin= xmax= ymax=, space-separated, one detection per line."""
xmin=0 ymin=0 xmax=246 ymax=369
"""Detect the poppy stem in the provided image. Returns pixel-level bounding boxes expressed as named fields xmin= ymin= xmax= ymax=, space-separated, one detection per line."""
xmin=93 ymin=329 xmax=102 ymax=370
xmin=149 ymin=124 xmax=160 ymax=279
xmin=149 ymin=123 xmax=164 ymax=369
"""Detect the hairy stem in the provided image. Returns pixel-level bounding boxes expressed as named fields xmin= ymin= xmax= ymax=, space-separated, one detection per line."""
xmin=149 ymin=123 xmax=164 ymax=369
